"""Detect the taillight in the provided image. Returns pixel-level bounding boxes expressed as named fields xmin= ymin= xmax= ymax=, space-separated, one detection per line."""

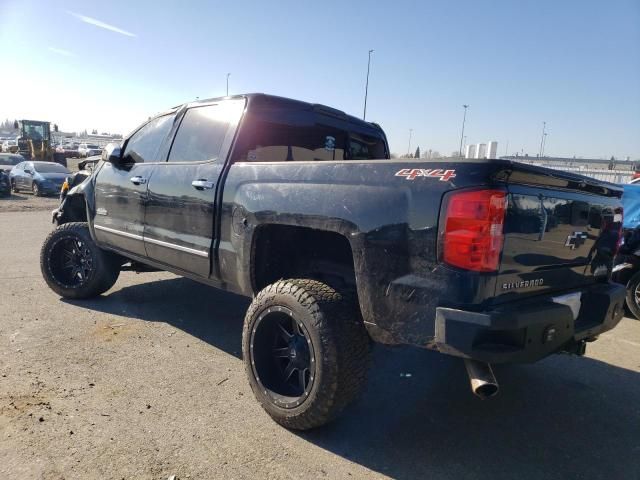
xmin=440 ymin=189 xmax=507 ymax=272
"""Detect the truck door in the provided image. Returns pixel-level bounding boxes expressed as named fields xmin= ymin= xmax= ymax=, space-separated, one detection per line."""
xmin=143 ymin=99 xmax=244 ymax=278
xmin=93 ymin=114 xmax=175 ymax=257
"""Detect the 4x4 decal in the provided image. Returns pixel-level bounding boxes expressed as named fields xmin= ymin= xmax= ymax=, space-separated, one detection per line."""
xmin=395 ymin=168 xmax=456 ymax=181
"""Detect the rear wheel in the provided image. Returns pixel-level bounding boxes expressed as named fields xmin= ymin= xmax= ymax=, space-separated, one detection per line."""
xmin=40 ymin=222 xmax=120 ymax=299
xmin=625 ymin=272 xmax=640 ymax=320
xmin=10 ymin=179 xmax=18 ymax=193
xmin=243 ymin=279 xmax=371 ymax=430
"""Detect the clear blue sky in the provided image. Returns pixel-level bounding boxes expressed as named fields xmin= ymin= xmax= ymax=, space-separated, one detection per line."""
xmin=1 ymin=0 xmax=638 ymax=159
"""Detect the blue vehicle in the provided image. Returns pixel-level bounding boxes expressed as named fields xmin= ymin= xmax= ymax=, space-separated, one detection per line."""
xmin=9 ymin=160 xmax=70 ymax=196
xmin=612 ymin=184 xmax=640 ymax=319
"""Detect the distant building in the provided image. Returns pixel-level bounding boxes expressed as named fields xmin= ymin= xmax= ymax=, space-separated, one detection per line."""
xmin=487 ymin=141 xmax=498 ymax=159
xmin=476 ymin=143 xmax=487 ymax=159
xmin=464 ymin=141 xmax=498 ymax=159
xmin=465 ymin=144 xmax=476 ymax=159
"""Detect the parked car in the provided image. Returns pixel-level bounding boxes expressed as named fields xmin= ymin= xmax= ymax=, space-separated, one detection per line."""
xmin=0 ymin=170 xmax=10 ymax=196
xmin=44 ymin=93 xmax=625 ymax=430
xmin=62 ymin=143 xmax=79 ymax=158
xmin=2 ymin=138 xmax=19 ymax=153
xmin=10 ymin=160 xmax=70 ymax=196
xmin=0 ymin=153 xmax=24 ymax=172
xmin=612 ymin=184 xmax=640 ymax=319
xmin=78 ymin=143 xmax=102 ymax=158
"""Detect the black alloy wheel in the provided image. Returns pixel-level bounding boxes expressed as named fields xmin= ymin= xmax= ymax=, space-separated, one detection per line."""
xmin=48 ymin=236 xmax=95 ymax=288
xmin=250 ymin=306 xmax=316 ymax=408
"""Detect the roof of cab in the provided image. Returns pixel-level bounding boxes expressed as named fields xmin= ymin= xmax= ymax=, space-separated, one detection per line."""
xmin=178 ymin=93 xmax=382 ymax=133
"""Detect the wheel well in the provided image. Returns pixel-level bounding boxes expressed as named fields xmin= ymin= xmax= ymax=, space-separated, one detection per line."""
xmin=59 ymin=194 xmax=88 ymax=224
xmin=252 ymin=225 xmax=356 ymax=293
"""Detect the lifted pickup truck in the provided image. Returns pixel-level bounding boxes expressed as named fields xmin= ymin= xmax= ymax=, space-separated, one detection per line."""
xmin=41 ymin=93 xmax=625 ymax=430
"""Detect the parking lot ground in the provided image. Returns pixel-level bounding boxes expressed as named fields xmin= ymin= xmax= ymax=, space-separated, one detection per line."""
xmin=0 ymin=191 xmax=59 ymax=213
xmin=0 ymin=210 xmax=639 ymax=480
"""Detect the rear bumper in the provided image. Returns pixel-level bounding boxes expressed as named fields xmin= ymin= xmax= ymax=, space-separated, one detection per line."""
xmin=433 ymin=282 xmax=625 ymax=364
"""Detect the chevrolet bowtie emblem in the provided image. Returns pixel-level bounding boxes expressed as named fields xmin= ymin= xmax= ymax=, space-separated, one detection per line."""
xmin=565 ymin=231 xmax=588 ymax=249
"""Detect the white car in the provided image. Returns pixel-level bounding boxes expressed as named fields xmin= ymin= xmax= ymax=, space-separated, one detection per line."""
xmin=77 ymin=143 xmax=102 ymax=158
xmin=2 ymin=139 xmax=19 ymax=153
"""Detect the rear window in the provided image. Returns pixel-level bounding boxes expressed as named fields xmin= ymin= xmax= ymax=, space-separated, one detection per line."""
xmin=233 ymin=116 xmax=387 ymax=162
xmin=0 ymin=155 xmax=23 ymax=166
xmin=34 ymin=163 xmax=70 ymax=174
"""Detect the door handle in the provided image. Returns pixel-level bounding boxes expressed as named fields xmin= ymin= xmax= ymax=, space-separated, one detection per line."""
xmin=192 ymin=179 xmax=214 ymax=190
xmin=130 ymin=176 xmax=147 ymax=185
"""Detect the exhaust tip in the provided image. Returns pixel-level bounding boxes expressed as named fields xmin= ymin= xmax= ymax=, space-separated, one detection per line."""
xmin=464 ymin=359 xmax=499 ymax=399
xmin=473 ymin=381 xmax=499 ymax=399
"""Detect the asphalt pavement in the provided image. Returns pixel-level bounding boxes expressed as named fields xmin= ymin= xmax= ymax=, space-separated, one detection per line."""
xmin=0 ymin=210 xmax=639 ymax=479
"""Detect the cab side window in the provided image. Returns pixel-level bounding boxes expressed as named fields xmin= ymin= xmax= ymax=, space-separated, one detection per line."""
xmin=123 ymin=114 xmax=175 ymax=163
xmin=234 ymin=120 xmax=346 ymax=162
xmin=168 ymin=104 xmax=231 ymax=163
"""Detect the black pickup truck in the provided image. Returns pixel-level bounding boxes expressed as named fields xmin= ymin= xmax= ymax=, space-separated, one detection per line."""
xmin=41 ymin=93 xmax=625 ymax=430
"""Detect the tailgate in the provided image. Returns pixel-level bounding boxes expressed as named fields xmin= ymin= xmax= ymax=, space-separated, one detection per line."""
xmin=493 ymin=181 xmax=622 ymax=304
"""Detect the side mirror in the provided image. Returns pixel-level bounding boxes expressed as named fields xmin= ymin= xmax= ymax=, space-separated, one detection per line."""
xmin=102 ymin=143 xmax=123 ymax=167
xmin=24 ymin=169 xmax=33 ymax=175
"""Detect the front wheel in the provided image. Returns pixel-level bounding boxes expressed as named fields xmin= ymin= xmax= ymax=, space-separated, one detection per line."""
xmin=10 ymin=179 xmax=18 ymax=193
xmin=625 ymin=272 xmax=640 ymax=320
xmin=32 ymin=182 xmax=40 ymax=196
xmin=40 ymin=222 xmax=120 ymax=299
xmin=242 ymin=279 xmax=371 ymax=430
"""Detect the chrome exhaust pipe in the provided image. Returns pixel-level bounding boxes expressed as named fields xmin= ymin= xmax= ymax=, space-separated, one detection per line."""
xmin=464 ymin=359 xmax=499 ymax=399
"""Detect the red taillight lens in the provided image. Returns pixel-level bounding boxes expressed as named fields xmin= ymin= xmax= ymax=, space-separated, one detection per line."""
xmin=441 ymin=189 xmax=507 ymax=272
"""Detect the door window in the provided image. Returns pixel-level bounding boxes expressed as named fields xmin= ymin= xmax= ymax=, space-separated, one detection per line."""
xmin=168 ymin=104 xmax=231 ymax=163
xmin=123 ymin=114 xmax=175 ymax=163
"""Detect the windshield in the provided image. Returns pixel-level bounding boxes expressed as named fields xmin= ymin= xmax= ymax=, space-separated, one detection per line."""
xmin=34 ymin=163 xmax=70 ymax=174
xmin=22 ymin=123 xmax=49 ymax=141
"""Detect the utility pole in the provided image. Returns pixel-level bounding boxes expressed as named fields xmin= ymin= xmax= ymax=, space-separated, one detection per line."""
xmin=363 ymin=49 xmax=374 ymax=120
xmin=459 ymin=105 xmax=469 ymax=158
xmin=538 ymin=121 xmax=546 ymax=158
xmin=226 ymin=73 xmax=231 ymax=96
xmin=407 ymin=129 xmax=413 ymax=156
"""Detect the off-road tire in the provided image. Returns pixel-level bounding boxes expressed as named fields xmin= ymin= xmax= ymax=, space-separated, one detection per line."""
xmin=40 ymin=222 xmax=120 ymax=299
xmin=625 ymin=271 xmax=640 ymax=320
xmin=242 ymin=279 xmax=371 ymax=430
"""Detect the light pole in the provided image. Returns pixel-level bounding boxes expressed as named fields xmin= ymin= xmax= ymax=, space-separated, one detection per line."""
xmin=459 ymin=104 xmax=469 ymax=158
xmin=407 ymin=128 xmax=413 ymax=156
xmin=538 ymin=121 xmax=546 ymax=158
xmin=363 ymin=49 xmax=374 ymax=120
xmin=541 ymin=132 xmax=548 ymax=158
xmin=226 ymin=73 xmax=231 ymax=96
xmin=462 ymin=135 xmax=467 ymax=157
